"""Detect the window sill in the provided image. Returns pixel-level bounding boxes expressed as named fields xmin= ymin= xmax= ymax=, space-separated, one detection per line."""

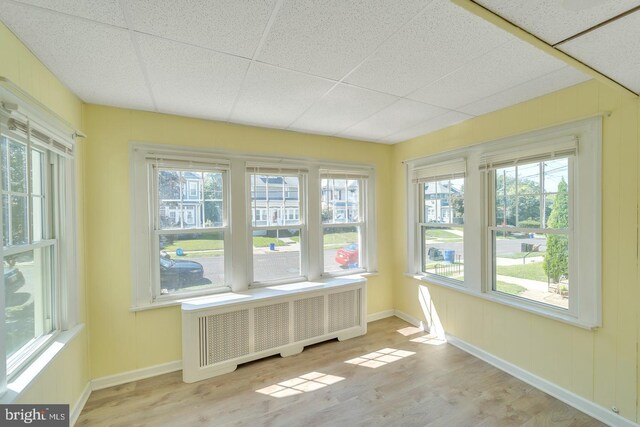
xmin=406 ymin=273 xmax=599 ymax=330
xmin=182 ymin=276 xmax=368 ymax=312
xmin=131 ymin=274 xmax=373 ymax=312
xmin=131 ymin=286 xmax=232 ymax=312
xmin=1 ymin=324 xmax=85 ymax=403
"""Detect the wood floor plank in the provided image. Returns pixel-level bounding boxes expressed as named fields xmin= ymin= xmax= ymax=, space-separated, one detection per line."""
xmin=77 ymin=317 xmax=605 ymax=426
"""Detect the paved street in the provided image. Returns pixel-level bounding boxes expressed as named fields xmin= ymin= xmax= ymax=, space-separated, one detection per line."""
xmin=181 ymin=248 xmax=347 ymax=284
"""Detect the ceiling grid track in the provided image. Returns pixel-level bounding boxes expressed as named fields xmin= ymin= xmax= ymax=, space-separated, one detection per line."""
xmin=226 ymin=0 xmax=285 ymax=122
xmin=283 ymin=0 xmax=439 ymax=132
xmin=117 ymin=0 xmax=158 ymax=111
xmin=461 ymin=0 xmax=639 ymax=97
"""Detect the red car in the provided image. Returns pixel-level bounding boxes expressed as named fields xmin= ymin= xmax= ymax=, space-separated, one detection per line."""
xmin=335 ymin=243 xmax=359 ymax=268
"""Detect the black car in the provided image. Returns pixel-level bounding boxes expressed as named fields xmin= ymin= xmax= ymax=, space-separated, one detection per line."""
xmin=4 ymin=263 xmax=25 ymax=295
xmin=159 ymin=256 xmax=204 ymax=292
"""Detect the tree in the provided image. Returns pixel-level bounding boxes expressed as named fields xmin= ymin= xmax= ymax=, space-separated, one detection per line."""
xmin=543 ymin=178 xmax=569 ymax=283
xmin=203 ymin=172 xmax=223 ymax=227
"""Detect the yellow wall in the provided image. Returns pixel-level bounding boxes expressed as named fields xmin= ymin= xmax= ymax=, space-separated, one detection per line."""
xmin=392 ymin=79 xmax=640 ymax=423
xmin=83 ymin=105 xmax=394 ymax=378
xmin=3 ymin=14 xmax=640 ymax=425
xmin=0 ymin=22 xmax=90 ymax=409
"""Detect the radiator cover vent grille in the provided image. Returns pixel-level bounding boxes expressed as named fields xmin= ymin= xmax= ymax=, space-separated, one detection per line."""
xmin=328 ymin=289 xmax=360 ymax=332
xmin=183 ymin=280 xmax=366 ymax=383
xmin=294 ymin=296 xmax=325 ymax=341
xmin=254 ymin=302 xmax=290 ymax=352
xmin=203 ymin=309 xmax=250 ymax=365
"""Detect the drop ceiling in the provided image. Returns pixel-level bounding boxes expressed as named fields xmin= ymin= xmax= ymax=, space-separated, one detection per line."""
xmin=4 ymin=0 xmax=622 ymax=144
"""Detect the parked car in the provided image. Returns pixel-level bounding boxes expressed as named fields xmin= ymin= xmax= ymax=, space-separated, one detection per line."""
xmin=160 ymin=256 xmax=204 ymax=291
xmin=4 ymin=261 xmax=25 ymax=295
xmin=335 ymin=243 xmax=359 ymax=268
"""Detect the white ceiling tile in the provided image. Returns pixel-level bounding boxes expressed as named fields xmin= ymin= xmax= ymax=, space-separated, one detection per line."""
xmin=124 ymin=0 xmax=277 ymax=58
xmin=339 ymin=99 xmax=447 ymax=141
xmin=12 ymin=0 xmax=126 ymax=27
xmin=476 ymin=0 xmax=640 ymax=45
xmin=138 ymin=35 xmax=250 ymax=121
xmin=290 ymin=84 xmax=398 ymax=135
xmin=458 ymin=67 xmax=591 ymax=116
xmin=257 ymin=0 xmax=430 ymax=80
xmin=0 ymin=1 xmax=154 ymax=110
xmin=344 ymin=0 xmax=512 ymax=96
xmin=560 ymin=11 xmax=640 ymax=93
xmin=230 ymin=62 xmax=335 ymax=129
xmin=409 ymin=39 xmax=566 ymax=110
xmin=382 ymin=111 xmax=473 ymax=143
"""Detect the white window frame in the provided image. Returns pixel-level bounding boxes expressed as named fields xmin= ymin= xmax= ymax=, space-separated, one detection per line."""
xmin=246 ymin=166 xmax=307 ymax=286
xmin=406 ymin=117 xmax=601 ymax=329
xmin=131 ymin=147 xmax=232 ymax=307
xmin=130 ymin=143 xmax=377 ymax=309
xmin=320 ymin=170 xmax=371 ymax=277
xmin=0 ymin=81 xmax=79 ymax=394
xmin=413 ymin=159 xmax=466 ymax=287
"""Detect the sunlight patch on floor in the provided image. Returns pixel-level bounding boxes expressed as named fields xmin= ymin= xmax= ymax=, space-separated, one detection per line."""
xmin=255 ymin=372 xmax=344 ymax=398
xmin=345 ymin=348 xmax=416 ymax=368
xmin=396 ymin=326 xmax=424 ymax=336
xmin=410 ymin=335 xmax=447 ymax=346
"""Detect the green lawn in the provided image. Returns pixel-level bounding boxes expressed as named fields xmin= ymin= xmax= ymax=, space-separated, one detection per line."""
xmin=496 ymin=262 xmax=549 ymax=282
xmin=424 ymin=229 xmax=462 ymax=240
xmin=497 ymin=251 xmax=546 ymax=259
xmin=163 ymin=236 xmax=224 ymax=252
xmin=495 ymin=281 xmax=526 ymax=295
xmin=252 ymin=237 xmax=287 ymax=247
xmin=292 ymin=232 xmax=358 ymax=248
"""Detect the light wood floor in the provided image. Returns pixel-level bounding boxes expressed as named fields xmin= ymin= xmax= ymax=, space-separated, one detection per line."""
xmin=78 ymin=317 xmax=603 ymax=426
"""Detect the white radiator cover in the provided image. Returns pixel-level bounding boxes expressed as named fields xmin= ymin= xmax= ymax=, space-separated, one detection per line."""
xmin=182 ymin=278 xmax=367 ymax=383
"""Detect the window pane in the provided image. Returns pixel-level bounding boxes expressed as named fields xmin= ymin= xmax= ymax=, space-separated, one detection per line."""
xmin=8 ymin=138 xmax=27 ymax=193
xmin=203 ymin=172 xmax=224 ymax=227
xmin=544 ymin=159 xmax=569 ymax=194
xmin=423 ymin=178 xmax=463 ymax=225
xmin=2 ymin=194 xmax=8 ymax=247
xmin=5 ymin=247 xmax=54 ymax=359
xmin=493 ymin=231 xmax=568 ymax=309
xmin=158 ymin=232 xmax=224 ymax=295
xmin=252 ymin=229 xmax=301 ymax=282
xmin=32 ymin=196 xmax=44 ymax=241
xmin=321 ymin=178 xmax=360 ymax=224
xmin=517 ymin=162 xmax=540 ymax=192
xmin=449 ymin=178 xmax=464 ymax=225
xmin=422 ymin=226 xmax=464 ymax=282
xmin=1 ymin=137 xmax=7 ymax=192
xmin=517 ymin=194 xmax=541 ymax=228
xmin=323 ymin=226 xmax=360 ymax=273
xmin=31 ymin=149 xmax=44 ymax=196
xmin=158 ymin=169 xmax=224 ymax=230
xmin=10 ymin=195 xmax=28 ymax=245
xmin=251 ymin=175 xmax=300 ymax=227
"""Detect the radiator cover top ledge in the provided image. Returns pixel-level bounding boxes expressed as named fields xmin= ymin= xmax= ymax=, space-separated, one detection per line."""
xmin=182 ymin=278 xmax=367 ymax=383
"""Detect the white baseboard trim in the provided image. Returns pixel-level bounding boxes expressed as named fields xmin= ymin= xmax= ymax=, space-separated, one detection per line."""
xmin=367 ymin=310 xmax=395 ymax=322
xmin=70 ymin=381 xmax=91 ymax=426
xmin=445 ymin=334 xmax=638 ymax=427
xmin=393 ymin=309 xmax=426 ymax=330
xmin=91 ymin=360 xmax=182 ymax=391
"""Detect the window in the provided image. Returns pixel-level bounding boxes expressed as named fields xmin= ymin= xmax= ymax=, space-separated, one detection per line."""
xmin=406 ymin=118 xmax=601 ymax=328
xmin=0 ymin=94 xmax=78 ymax=382
xmin=153 ymin=165 xmax=228 ymax=298
xmin=489 ymin=158 xmax=570 ymax=309
xmin=248 ymin=170 xmax=305 ymax=284
xmin=131 ymin=150 xmax=231 ymax=307
xmin=413 ymin=160 xmax=466 ymax=284
xmin=131 ymin=144 xmax=377 ymax=308
xmin=321 ymin=172 xmax=368 ymax=275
